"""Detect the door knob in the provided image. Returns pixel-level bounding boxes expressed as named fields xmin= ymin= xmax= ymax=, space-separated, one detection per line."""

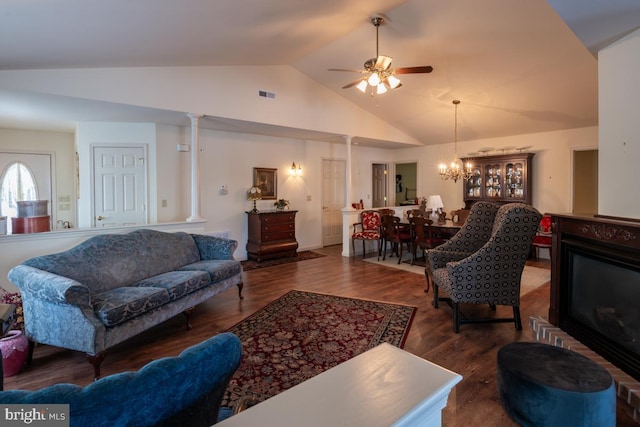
xmin=96 ymin=215 xmax=104 ymax=221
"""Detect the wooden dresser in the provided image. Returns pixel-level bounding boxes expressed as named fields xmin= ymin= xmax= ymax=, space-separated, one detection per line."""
xmin=246 ymin=210 xmax=298 ymax=262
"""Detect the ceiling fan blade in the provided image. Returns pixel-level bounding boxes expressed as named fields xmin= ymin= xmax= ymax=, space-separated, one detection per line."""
xmin=394 ymin=66 xmax=433 ymax=74
xmin=374 ymin=55 xmax=393 ymax=70
xmin=328 ymin=68 xmax=367 ymax=73
xmin=342 ymin=78 xmax=366 ymax=89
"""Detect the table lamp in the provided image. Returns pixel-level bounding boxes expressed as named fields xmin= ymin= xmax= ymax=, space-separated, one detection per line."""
xmin=426 ymin=195 xmax=444 ymax=223
xmin=247 ymin=186 xmax=262 ymax=213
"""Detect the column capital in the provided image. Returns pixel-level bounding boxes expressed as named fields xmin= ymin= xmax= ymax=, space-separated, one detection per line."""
xmin=186 ymin=113 xmax=203 ymax=121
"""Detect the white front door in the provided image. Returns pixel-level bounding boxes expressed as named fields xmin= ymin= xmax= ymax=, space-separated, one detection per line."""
xmin=0 ymin=152 xmax=53 ymax=233
xmin=93 ymin=145 xmax=147 ymax=227
xmin=322 ymin=159 xmax=346 ymax=246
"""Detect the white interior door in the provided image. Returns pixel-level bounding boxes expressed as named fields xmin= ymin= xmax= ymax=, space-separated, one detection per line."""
xmin=322 ymin=159 xmax=346 ymax=246
xmin=372 ymin=163 xmax=388 ymax=207
xmin=93 ymin=145 xmax=147 ymax=227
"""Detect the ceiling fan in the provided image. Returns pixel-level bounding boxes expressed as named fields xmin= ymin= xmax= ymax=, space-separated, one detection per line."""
xmin=329 ymin=17 xmax=433 ymax=95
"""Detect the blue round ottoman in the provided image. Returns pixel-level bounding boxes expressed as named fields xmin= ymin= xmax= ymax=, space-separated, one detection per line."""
xmin=497 ymin=342 xmax=616 ymax=426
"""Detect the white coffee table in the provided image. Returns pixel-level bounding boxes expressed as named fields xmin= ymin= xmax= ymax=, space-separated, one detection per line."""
xmin=217 ymin=342 xmax=462 ymax=427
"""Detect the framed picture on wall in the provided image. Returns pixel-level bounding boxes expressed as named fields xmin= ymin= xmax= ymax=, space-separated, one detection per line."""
xmin=253 ymin=167 xmax=277 ymax=200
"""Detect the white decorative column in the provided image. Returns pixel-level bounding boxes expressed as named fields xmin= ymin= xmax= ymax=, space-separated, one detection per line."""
xmin=342 ymin=135 xmax=357 ymax=257
xmin=344 ymin=135 xmax=353 ymax=210
xmin=186 ymin=113 xmax=205 ymax=222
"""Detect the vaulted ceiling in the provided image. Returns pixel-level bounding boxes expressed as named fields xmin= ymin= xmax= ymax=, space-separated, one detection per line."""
xmin=1 ymin=0 xmax=639 ymax=147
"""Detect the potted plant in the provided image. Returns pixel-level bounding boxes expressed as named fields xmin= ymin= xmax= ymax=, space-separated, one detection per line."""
xmin=274 ymin=199 xmax=290 ymax=210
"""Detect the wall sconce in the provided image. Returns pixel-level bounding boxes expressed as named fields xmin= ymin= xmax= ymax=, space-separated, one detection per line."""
xmin=290 ymin=162 xmax=302 ymax=176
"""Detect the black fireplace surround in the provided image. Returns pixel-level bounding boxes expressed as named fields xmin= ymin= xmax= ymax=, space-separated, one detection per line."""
xmin=550 ymin=214 xmax=640 ymax=381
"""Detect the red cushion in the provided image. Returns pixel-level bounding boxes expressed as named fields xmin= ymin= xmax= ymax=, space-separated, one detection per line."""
xmin=353 ymin=231 xmax=380 ymax=240
xmin=539 ymin=216 xmax=552 ymax=233
xmin=532 ymin=235 xmax=552 ymax=246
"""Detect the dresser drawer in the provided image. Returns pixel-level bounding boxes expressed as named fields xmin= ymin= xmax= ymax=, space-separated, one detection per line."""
xmin=263 ymin=222 xmax=294 ymax=233
xmin=261 ymin=213 xmax=296 ymax=224
xmin=263 ymin=231 xmax=295 ymax=242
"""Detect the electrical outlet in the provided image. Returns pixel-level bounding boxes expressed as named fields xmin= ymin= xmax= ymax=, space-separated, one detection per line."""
xmin=161 ymin=200 xmax=168 ymax=208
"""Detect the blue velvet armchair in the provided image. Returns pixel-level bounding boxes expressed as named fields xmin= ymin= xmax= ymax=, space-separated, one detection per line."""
xmin=0 ymin=332 xmax=242 ymax=427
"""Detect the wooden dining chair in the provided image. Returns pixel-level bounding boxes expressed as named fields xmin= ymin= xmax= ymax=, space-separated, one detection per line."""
xmin=410 ymin=216 xmax=446 ymax=266
xmin=380 ymin=215 xmax=412 ymax=264
xmin=450 ymin=209 xmax=470 ymax=226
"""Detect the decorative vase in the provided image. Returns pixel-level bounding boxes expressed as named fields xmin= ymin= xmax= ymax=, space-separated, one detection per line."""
xmin=0 ymin=330 xmax=29 ymax=377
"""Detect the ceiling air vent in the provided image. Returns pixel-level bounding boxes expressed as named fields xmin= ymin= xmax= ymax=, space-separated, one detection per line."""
xmin=258 ymin=90 xmax=276 ymax=99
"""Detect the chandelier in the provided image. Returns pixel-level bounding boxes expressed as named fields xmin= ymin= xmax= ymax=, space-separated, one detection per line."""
xmin=439 ymin=100 xmax=473 ymax=183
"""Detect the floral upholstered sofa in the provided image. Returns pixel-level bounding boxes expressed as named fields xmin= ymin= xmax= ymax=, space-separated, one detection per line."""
xmin=7 ymin=229 xmax=243 ymax=378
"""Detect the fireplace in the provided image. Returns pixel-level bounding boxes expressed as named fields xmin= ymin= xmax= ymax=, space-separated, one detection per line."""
xmin=550 ymin=214 xmax=640 ymax=381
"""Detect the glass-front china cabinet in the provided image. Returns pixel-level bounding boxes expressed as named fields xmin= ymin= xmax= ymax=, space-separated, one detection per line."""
xmin=460 ymin=153 xmax=534 ymax=209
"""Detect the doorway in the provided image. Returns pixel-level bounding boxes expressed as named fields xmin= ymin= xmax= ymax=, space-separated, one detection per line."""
xmin=395 ymin=162 xmax=417 ymax=205
xmin=372 ymin=163 xmax=388 ymax=208
xmin=321 ymin=159 xmax=346 ymax=246
xmin=0 ymin=152 xmax=53 ymax=234
xmin=572 ymin=149 xmax=598 ymax=215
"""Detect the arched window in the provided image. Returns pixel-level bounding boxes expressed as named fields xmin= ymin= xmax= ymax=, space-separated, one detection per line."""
xmin=0 ymin=161 xmax=38 ymax=234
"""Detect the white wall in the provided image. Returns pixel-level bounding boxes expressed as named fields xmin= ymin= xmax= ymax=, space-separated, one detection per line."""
xmin=599 ymin=28 xmax=640 ymax=219
xmin=189 ymin=128 xmax=390 ymax=259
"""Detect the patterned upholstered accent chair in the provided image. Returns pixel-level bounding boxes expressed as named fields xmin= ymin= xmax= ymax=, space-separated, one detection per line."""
xmin=428 ymin=203 xmax=541 ymax=332
xmin=424 ymin=201 xmax=501 ymax=292
xmin=351 ymin=210 xmax=382 ymax=259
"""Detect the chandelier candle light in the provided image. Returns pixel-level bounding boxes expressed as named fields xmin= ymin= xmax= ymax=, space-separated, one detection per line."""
xmin=247 ymin=186 xmax=262 ymax=213
xmin=439 ymin=100 xmax=473 ymax=183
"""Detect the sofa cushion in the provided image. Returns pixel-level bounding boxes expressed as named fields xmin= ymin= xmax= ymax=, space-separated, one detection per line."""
xmin=132 ymin=270 xmax=211 ymax=300
xmin=93 ymin=287 xmax=170 ymax=327
xmin=179 ymin=260 xmax=242 ymax=283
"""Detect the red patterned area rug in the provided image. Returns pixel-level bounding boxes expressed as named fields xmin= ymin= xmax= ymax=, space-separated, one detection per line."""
xmin=222 ymin=290 xmax=417 ymax=408
xmin=240 ymin=251 xmax=326 ymax=271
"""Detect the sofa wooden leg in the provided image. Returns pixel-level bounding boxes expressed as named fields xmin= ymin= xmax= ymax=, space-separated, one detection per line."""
xmin=183 ymin=308 xmax=195 ymax=330
xmin=237 ymin=282 xmax=244 ymax=300
xmin=86 ymin=352 xmax=106 ymax=381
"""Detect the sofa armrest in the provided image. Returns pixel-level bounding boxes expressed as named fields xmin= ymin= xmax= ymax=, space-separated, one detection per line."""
xmin=8 ymin=265 xmax=91 ymax=307
xmin=191 ymin=235 xmax=238 ymax=260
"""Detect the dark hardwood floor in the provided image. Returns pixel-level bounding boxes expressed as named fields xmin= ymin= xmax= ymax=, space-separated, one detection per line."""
xmin=0 ymin=246 xmax=562 ymax=425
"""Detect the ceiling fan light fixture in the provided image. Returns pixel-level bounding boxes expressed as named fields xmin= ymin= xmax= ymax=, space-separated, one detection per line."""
xmin=387 ymin=75 xmax=401 ymax=89
xmin=329 ymin=16 xmax=432 ymax=95
xmin=367 ymin=72 xmax=381 ymax=86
